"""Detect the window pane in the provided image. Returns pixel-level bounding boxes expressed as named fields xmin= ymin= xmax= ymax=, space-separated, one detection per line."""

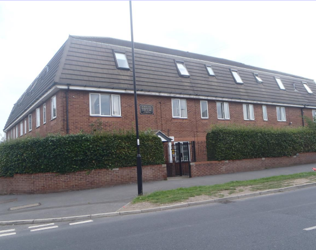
xmin=224 ymin=102 xmax=230 ymax=119
xmin=201 ymin=101 xmax=208 ymax=118
xmin=180 ymin=99 xmax=187 ymax=118
xmin=112 ymin=95 xmax=121 ymax=116
xmin=36 ymin=108 xmax=40 ymax=127
xmin=24 ymin=120 xmax=27 ymax=134
xmin=281 ymin=107 xmax=286 ymax=121
xmin=100 ymin=94 xmax=111 ymax=116
xmin=176 ymin=63 xmax=190 ymax=76
xmin=43 ymin=104 xmax=46 ymax=124
xmin=206 ymin=66 xmax=215 ymax=76
xmin=20 ymin=122 xmax=23 ymax=136
xmin=90 ymin=94 xmax=100 ymax=115
xmin=172 ymin=99 xmax=180 ymax=117
xmin=232 ymin=71 xmax=243 ymax=83
xmin=28 ymin=115 xmax=32 ymax=131
xmin=262 ymin=105 xmax=268 ymax=121
xmin=51 ymin=96 xmax=57 ymax=119
xmin=217 ymin=102 xmax=223 ymax=119
xmin=115 ymin=53 xmax=129 ymax=69
xmin=276 ymin=107 xmax=281 ymax=121
xmin=304 ymin=84 xmax=313 ymax=94
xmin=276 ymin=78 xmax=285 ymax=90
xmin=249 ymin=104 xmax=254 ymax=120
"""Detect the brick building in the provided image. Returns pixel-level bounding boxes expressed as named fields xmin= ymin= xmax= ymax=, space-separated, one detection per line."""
xmin=4 ymin=36 xmax=316 ymax=165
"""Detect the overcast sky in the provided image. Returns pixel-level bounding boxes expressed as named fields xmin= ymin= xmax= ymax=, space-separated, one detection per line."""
xmin=1 ymin=1 xmax=316 ymax=135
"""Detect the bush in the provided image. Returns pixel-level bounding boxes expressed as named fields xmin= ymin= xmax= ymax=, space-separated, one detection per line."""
xmin=206 ymin=125 xmax=316 ymax=161
xmin=0 ymin=132 xmax=164 ymax=177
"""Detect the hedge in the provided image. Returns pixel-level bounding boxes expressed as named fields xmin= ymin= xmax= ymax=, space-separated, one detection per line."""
xmin=0 ymin=133 xmax=164 ymax=177
xmin=207 ymin=125 xmax=316 ymax=161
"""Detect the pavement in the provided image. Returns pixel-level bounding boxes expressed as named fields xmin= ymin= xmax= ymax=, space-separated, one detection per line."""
xmin=1 ymin=163 xmax=316 ymax=225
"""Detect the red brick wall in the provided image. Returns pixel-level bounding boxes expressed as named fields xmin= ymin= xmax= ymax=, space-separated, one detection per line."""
xmin=6 ymin=89 xmax=314 ymax=161
xmin=0 ymin=164 xmax=167 ymax=195
xmin=191 ymin=152 xmax=316 ymax=177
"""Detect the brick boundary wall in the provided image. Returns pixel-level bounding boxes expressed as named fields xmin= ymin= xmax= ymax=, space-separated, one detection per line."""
xmin=0 ymin=165 xmax=167 ymax=195
xmin=190 ymin=152 xmax=316 ymax=177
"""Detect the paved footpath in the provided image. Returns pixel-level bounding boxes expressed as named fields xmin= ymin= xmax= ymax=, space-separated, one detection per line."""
xmin=0 ymin=163 xmax=315 ymax=223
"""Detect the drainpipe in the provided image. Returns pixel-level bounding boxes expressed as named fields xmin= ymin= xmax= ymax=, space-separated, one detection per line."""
xmin=301 ymin=107 xmax=305 ymax=127
xmin=66 ymin=84 xmax=70 ymax=134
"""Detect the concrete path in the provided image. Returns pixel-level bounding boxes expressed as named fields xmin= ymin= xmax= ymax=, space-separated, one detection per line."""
xmin=0 ymin=163 xmax=315 ymax=222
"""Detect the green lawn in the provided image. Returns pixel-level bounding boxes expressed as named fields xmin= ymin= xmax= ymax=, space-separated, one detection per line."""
xmin=133 ymin=172 xmax=316 ymax=204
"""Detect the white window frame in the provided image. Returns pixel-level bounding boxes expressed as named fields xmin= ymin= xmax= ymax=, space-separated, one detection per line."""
xmin=254 ymin=73 xmax=263 ymax=83
xmin=89 ymin=93 xmax=121 ymax=117
xmin=114 ymin=52 xmax=130 ymax=69
xmin=200 ymin=100 xmax=208 ymax=119
xmin=312 ymin=110 xmax=316 ymax=122
xmin=276 ymin=107 xmax=286 ymax=121
xmin=275 ymin=77 xmax=285 ymax=90
xmin=16 ymin=125 xmax=19 ymax=138
xmin=36 ymin=108 xmax=40 ymax=128
xmin=216 ymin=102 xmax=230 ymax=120
xmin=206 ymin=65 xmax=215 ymax=76
xmin=43 ymin=103 xmax=46 ymax=124
xmin=51 ymin=95 xmax=57 ymax=120
xmin=303 ymin=83 xmax=313 ymax=94
xmin=243 ymin=104 xmax=255 ymax=121
xmin=24 ymin=119 xmax=27 ymax=134
xmin=262 ymin=105 xmax=268 ymax=121
xmin=20 ymin=121 xmax=23 ymax=136
xmin=231 ymin=70 xmax=243 ymax=84
xmin=28 ymin=114 xmax=32 ymax=131
xmin=175 ymin=61 xmax=190 ymax=77
xmin=172 ymin=99 xmax=187 ymax=119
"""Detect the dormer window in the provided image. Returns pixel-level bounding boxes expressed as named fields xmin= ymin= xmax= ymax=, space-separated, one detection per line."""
xmin=303 ymin=82 xmax=313 ymax=94
xmin=114 ymin=52 xmax=129 ymax=69
xmin=254 ymin=73 xmax=263 ymax=83
xmin=275 ymin=77 xmax=285 ymax=90
xmin=231 ymin=70 xmax=243 ymax=84
xmin=206 ymin=65 xmax=215 ymax=76
xmin=175 ymin=61 xmax=190 ymax=77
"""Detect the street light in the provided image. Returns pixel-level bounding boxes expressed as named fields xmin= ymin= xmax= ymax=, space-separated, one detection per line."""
xmin=129 ymin=0 xmax=143 ymax=196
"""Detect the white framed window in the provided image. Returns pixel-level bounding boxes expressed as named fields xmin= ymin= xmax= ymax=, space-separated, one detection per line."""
xmin=206 ymin=65 xmax=215 ymax=76
xmin=243 ymin=104 xmax=255 ymax=121
xmin=303 ymin=83 xmax=313 ymax=94
xmin=43 ymin=103 xmax=46 ymax=124
xmin=51 ymin=96 xmax=57 ymax=120
xmin=312 ymin=110 xmax=316 ymax=122
xmin=24 ymin=119 xmax=27 ymax=134
xmin=175 ymin=61 xmax=190 ymax=77
xmin=20 ymin=121 xmax=23 ymax=136
xmin=16 ymin=125 xmax=18 ymax=138
xmin=200 ymin=100 xmax=208 ymax=119
xmin=28 ymin=114 xmax=32 ymax=131
xmin=36 ymin=108 xmax=40 ymax=128
xmin=275 ymin=77 xmax=285 ymax=90
xmin=114 ymin=52 xmax=129 ymax=69
xmin=262 ymin=105 xmax=268 ymax=121
xmin=276 ymin=107 xmax=286 ymax=121
xmin=172 ymin=99 xmax=187 ymax=118
xmin=90 ymin=93 xmax=121 ymax=117
xmin=254 ymin=73 xmax=263 ymax=83
xmin=231 ymin=70 xmax=243 ymax=84
xmin=216 ymin=102 xmax=230 ymax=120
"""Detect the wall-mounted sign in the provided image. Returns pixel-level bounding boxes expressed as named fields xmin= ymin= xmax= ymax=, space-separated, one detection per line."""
xmin=140 ymin=104 xmax=154 ymax=115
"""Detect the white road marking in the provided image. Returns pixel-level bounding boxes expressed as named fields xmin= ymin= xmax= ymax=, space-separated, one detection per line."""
xmin=69 ymin=220 xmax=93 ymax=226
xmin=0 ymin=229 xmax=15 ymax=234
xmin=0 ymin=232 xmax=16 ymax=237
xmin=10 ymin=203 xmax=40 ymax=211
xmin=28 ymin=223 xmax=55 ymax=229
xmin=304 ymin=226 xmax=316 ymax=231
xmin=30 ymin=226 xmax=58 ymax=232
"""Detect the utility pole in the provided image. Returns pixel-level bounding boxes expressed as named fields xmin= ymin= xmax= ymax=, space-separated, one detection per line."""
xmin=129 ymin=0 xmax=143 ymax=195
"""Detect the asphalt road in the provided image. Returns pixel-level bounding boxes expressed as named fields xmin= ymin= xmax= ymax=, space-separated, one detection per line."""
xmin=2 ymin=186 xmax=316 ymax=250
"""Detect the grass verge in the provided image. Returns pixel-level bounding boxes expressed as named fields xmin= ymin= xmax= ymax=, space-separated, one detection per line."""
xmin=133 ymin=172 xmax=316 ymax=204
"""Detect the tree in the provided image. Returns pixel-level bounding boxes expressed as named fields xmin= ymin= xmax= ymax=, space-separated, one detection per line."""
xmin=0 ymin=133 xmax=5 ymax=143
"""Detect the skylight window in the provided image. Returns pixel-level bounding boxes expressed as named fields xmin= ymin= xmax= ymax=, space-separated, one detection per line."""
xmin=231 ymin=70 xmax=243 ymax=84
xmin=206 ymin=65 xmax=215 ymax=76
xmin=114 ymin=52 xmax=129 ymax=69
xmin=275 ymin=77 xmax=285 ymax=90
xmin=254 ymin=73 xmax=263 ymax=83
xmin=303 ymin=83 xmax=313 ymax=94
xmin=175 ymin=61 xmax=190 ymax=77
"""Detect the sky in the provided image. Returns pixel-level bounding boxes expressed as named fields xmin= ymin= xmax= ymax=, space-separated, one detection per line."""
xmin=1 ymin=1 xmax=316 ymax=136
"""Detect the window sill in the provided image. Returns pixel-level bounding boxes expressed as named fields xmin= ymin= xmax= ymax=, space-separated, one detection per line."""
xmin=51 ymin=117 xmax=57 ymax=121
xmin=172 ymin=117 xmax=188 ymax=119
xmin=217 ymin=118 xmax=230 ymax=120
xmin=90 ymin=115 xmax=122 ymax=118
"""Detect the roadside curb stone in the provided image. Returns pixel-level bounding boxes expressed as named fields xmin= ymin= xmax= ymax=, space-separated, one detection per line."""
xmin=1 ymin=182 xmax=316 ymax=226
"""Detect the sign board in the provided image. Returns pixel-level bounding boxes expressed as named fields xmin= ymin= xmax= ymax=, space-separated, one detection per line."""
xmin=140 ymin=104 xmax=154 ymax=115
